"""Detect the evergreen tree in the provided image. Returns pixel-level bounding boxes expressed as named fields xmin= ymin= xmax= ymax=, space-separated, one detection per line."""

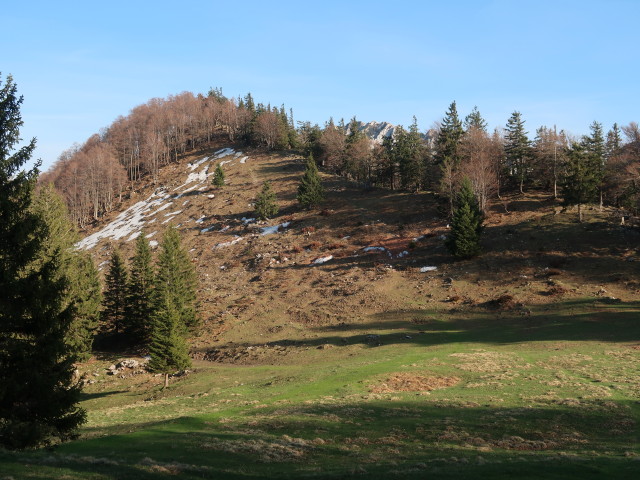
xmin=582 ymin=121 xmax=606 ymax=209
xmin=30 ymin=184 xmax=101 ymax=360
xmin=297 ymin=154 xmax=325 ymax=209
xmin=154 ymin=227 xmax=198 ymax=331
xmin=562 ymin=142 xmax=600 ymax=222
xmin=446 ymin=178 xmax=484 ymax=259
xmin=605 ymin=123 xmax=622 ymax=160
xmin=504 ymin=111 xmax=532 ymax=193
xmin=102 ymin=248 xmax=129 ymax=334
xmin=0 ymin=73 xmax=85 ymax=449
xmin=397 ymin=116 xmax=425 ymax=191
xmin=126 ymin=231 xmax=155 ymax=345
xmin=149 ymin=227 xmax=196 ymax=387
xmin=255 ymin=181 xmax=279 ymax=220
xmin=464 ymin=106 xmax=488 ymax=132
xmin=434 ymin=101 xmax=464 ymax=212
xmin=212 ymin=163 xmax=225 ymax=187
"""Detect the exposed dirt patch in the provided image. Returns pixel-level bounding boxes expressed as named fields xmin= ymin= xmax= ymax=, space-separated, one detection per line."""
xmin=370 ymin=373 xmax=460 ymax=393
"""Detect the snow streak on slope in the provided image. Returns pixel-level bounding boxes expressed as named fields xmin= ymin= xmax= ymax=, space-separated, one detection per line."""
xmin=77 ymin=148 xmax=246 ymax=250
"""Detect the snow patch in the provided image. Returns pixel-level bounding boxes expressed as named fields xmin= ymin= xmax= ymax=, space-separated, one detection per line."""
xmin=207 ymin=194 xmax=215 ymax=199
xmin=200 ymin=225 xmax=216 ymax=233
xmin=420 ymin=266 xmax=437 ymax=272
xmin=239 ymin=156 xmax=248 ymax=164
xmin=149 ymin=240 xmax=159 ymax=248
xmin=312 ymin=255 xmax=333 ymax=265
xmin=260 ymin=221 xmax=290 ymax=236
xmin=145 ymin=231 xmax=157 ymax=238
xmin=241 ymin=217 xmax=256 ymax=225
xmin=214 ymin=236 xmax=243 ymax=249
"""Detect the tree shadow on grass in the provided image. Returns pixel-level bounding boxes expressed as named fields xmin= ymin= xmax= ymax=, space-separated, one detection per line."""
xmin=11 ymin=398 xmax=638 ymax=479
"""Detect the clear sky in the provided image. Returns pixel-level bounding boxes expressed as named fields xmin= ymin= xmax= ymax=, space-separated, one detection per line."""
xmin=5 ymin=0 xmax=639 ymax=171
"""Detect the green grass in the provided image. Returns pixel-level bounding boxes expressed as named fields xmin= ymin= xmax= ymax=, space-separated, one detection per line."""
xmin=2 ymin=299 xmax=639 ymax=479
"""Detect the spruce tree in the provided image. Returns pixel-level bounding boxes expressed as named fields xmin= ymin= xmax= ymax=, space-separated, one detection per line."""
xmin=582 ymin=121 xmax=606 ymax=209
xmin=434 ymin=101 xmax=464 ymax=212
xmin=504 ymin=111 xmax=532 ymax=193
xmin=212 ymin=163 xmax=225 ymax=187
xmin=297 ymin=154 xmax=324 ymax=209
xmin=464 ymin=106 xmax=488 ymax=132
xmin=0 ymin=73 xmax=85 ymax=449
xmin=126 ymin=231 xmax=155 ymax=345
xmin=30 ymin=184 xmax=101 ymax=360
xmin=397 ymin=116 xmax=425 ymax=191
xmin=102 ymin=248 xmax=129 ymax=334
xmin=154 ymin=227 xmax=198 ymax=330
xmin=446 ymin=178 xmax=484 ymax=259
xmin=148 ymin=227 xmax=196 ymax=386
xmin=255 ymin=181 xmax=279 ymax=220
xmin=562 ymin=142 xmax=600 ymax=222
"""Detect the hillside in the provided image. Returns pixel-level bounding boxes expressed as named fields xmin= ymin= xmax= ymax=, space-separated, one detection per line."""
xmin=5 ymin=142 xmax=639 ymax=479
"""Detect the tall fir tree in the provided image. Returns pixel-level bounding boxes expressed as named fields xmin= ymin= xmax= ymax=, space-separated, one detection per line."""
xmin=562 ymin=142 xmax=600 ymax=222
xmin=153 ymin=226 xmax=198 ymax=331
xmin=445 ymin=178 xmax=484 ymax=259
xmin=397 ymin=116 xmax=425 ymax=191
xmin=31 ymin=184 xmax=101 ymax=360
xmin=148 ymin=227 xmax=196 ymax=386
xmin=126 ymin=231 xmax=155 ymax=345
xmin=504 ymin=111 xmax=532 ymax=193
xmin=582 ymin=121 xmax=606 ymax=209
xmin=255 ymin=181 xmax=279 ymax=220
xmin=464 ymin=106 xmax=488 ymax=132
xmin=0 ymin=74 xmax=85 ymax=449
xmin=212 ymin=163 xmax=225 ymax=187
xmin=434 ymin=101 xmax=464 ymax=212
xmin=297 ymin=154 xmax=325 ymax=209
xmin=102 ymin=248 xmax=129 ymax=334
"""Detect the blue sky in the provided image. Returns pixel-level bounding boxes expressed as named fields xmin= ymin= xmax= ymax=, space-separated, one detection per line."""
xmin=5 ymin=0 xmax=639 ymax=171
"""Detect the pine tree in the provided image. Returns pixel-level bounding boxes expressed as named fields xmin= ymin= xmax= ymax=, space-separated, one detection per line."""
xmin=446 ymin=178 xmax=484 ymax=259
xmin=30 ymin=184 xmax=101 ymax=360
xmin=102 ymin=248 xmax=129 ymax=334
xmin=126 ymin=231 xmax=155 ymax=345
xmin=504 ymin=111 xmax=532 ymax=193
xmin=255 ymin=181 xmax=279 ymax=220
xmin=148 ymin=227 xmax=196 ymax=387
xmin=212 ymin=163 xmax=225 ymax=187
xmin=297 ymin=154 xmax=324 ymax=209
xmin=0 ymin=73 xmax=85 ymax=449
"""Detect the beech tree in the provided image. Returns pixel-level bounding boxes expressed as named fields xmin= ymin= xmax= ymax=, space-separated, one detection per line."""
xmin=434 ymin=102 xmax=464 ymax=212
xmin=0 ymin=74 xmax=85 ymax=449
xmin=459 ymin=127 xmax=500 ymax=213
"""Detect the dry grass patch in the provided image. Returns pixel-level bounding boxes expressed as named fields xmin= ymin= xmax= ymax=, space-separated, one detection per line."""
xmin=450 ymin=350 xmax=531 ymax=373
xmin=203 ymin=435 xmax=315 ymax=463
xmin=370 ymin=373 xmax=460 ymax=394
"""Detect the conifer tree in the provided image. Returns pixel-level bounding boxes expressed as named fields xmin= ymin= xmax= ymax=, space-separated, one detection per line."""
xmin=562 ymin=142 xmax=600 ymax=222
xmin=255 ymin=180 xmax=279 ymax=220
xmin=126 ymin=231 xmax=155 ymax=344
xmin=0 ymin=73 xmax=85 ymax=449
xmin=397 ymin=116 xmax=425 ymax=191
xmin=446 ymin=178 xmax=484 ymax=259
xmin=154 ymin=226 xmax=198 ymax=330
xmin=30 ymin=184 xmax=102 ymax=360
xmin=464 ymin=106 xmax=488 ymax=132
xmin=504 ymin=111 xmax=532 ymax=193
xmin=148 ymin=227 xmax=196 ymax=387
xmin=434 ymin=101 xmax=464 ymax=212
xmin=582 ymin=121 xmax=606 ymax=209
xmin=102 ymin=248 xmax=129 ymax=334
xmin=212 ymin=163 xmax=225 ymax=187
xmin=297 ymin=154 xmax=325 ymax=209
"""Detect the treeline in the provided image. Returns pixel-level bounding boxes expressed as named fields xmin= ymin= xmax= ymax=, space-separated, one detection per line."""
xmin=302 ymin=103 xmax=640 ymax=216
xmin=41 ymin=89 xmax=297 ymax=227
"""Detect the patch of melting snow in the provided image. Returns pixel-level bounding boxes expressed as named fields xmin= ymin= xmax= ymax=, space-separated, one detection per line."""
xmin=219 ymin=225 xmax=230 ymax=232
xmin=182 ymin=200 xmax=189 ymax=206
xmin=420 ymin=266 xmax=437 ymax=272
xmin=413 ymin=235 xmax=426 ymax=242
xmin=145 ymin=231 xmax=157 ymax=238
xmin=200 ymin=225 xmax=216 ymax=233
xmin=241 ymin=217 xmax=256 ymax=225
xmin=214 ymin=236 xmax=243 ymax=249
xmin=260 ymin=221 xmax=290 ymax=235
xmin=149 ymin=240 xmax=159 ymax=248
xmin=164 ymin=210 xmax=182 ymax=217
xmin=219 ymin=159 xmax=233 ymax=167
xmin=239 ymin=156 xmax=248 ymax=164
xmin=397 ymin=250 xmax=410 ymax=258
xmin=195 ymin=216 xmax=206 ymax=224
xmin=187 ymin=156 xmax=210 ymax=171
xmin=128 ymin=231 xmax=142 ymax=241
xmin=312 ymin=255 xmax=333 ymax=265
xmin=363 ymin=246 xmax=387 ymax=253
xmin=207 ymin=194 xmax=215 ymax=199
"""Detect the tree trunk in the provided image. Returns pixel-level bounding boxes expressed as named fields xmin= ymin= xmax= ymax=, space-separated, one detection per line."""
xmin=578 ymin=203 xmax=583 ymax=223
xmin=164 ymin=373 xmax=169 ymax=388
